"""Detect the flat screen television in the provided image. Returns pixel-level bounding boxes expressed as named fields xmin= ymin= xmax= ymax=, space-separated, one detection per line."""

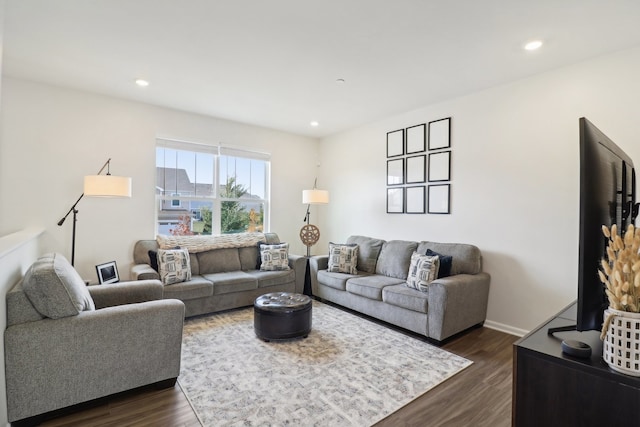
xmin=576 ymin=117 xmax=637 ymax=332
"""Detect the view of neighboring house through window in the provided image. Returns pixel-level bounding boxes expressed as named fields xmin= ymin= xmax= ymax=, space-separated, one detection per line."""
xmin=156 ymin=139 xmax=270 ymax=235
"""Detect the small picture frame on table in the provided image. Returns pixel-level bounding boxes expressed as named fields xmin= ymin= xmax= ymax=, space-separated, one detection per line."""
xmin=96 ymin=261 xmax=119 ymax=284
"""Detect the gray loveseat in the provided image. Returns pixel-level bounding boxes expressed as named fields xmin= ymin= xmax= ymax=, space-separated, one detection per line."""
xmin=131 ymin=233 xmax=306 ymax=317
xmin=4 ymin=253 xmax=185 ymax=424
xmin=309 ymin=235 xmax=490 ymax=342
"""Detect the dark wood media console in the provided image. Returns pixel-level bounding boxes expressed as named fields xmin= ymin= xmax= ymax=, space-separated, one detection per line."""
xmin=513 ymin=302 xmax=640 ymax=426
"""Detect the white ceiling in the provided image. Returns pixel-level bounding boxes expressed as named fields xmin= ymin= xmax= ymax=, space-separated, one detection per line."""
xmin=4 ymin=0 xmax=640 ymax=138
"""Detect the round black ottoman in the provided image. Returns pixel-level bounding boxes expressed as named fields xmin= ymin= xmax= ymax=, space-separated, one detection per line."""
xmin=254 ymin=292 xmax=312 ymax=341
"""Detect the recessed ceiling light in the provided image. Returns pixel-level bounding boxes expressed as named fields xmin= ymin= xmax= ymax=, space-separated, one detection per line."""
xmin=310 ymin=121 xmax=319 ymax=127
xmin=524 ymin=40 xmax=543 ymax=51
xmin=135 ymin=79 xmax=150 ymax=87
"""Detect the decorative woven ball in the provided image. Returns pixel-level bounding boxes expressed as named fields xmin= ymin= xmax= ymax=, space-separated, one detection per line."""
xmin=300 ymin=224 xmax=320 ymax=246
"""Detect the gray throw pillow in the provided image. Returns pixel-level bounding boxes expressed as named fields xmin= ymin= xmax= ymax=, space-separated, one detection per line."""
xmin=22 ymin=253 xmax=95 ymax=319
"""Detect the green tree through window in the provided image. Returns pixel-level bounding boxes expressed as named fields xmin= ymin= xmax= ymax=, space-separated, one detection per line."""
xmin=221 ymin=177 xmax=250 ymax=233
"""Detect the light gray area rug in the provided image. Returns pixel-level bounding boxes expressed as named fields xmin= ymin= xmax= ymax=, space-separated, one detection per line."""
xmin=178 ymin=301 xmax=472 ymax=426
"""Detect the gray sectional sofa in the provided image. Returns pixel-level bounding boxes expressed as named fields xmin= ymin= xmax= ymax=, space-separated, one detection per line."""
xmin=309 ymin=235 xmax=490 ymax=342
xmin=131 ymin=233 xmax=306 ymax=317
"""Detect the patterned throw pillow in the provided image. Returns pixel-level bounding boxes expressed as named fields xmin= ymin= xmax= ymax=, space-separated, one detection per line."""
xmin=405 ymin=252 xmax=440 ymax=292
xmin=328 ymin=243 xmax=359 ymax=274
xmin=260 ymin=243 xmax=291 ymax=271
xmin=158 ymin=248 xmax=192 ymax=285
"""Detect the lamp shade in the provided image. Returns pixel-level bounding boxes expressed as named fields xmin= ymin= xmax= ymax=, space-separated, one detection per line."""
xmin=302 ymin=189 xmax=329 ymax=204
xmin=84 ymin=175 xmax=132 ymax=197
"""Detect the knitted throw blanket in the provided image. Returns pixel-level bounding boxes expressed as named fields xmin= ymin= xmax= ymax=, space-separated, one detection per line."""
xmin=157 ymin=233 xmax=266 ymax=253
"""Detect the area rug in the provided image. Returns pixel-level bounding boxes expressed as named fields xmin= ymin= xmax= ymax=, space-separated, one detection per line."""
xmin=178 ymin=300 xmax=472 ymax=426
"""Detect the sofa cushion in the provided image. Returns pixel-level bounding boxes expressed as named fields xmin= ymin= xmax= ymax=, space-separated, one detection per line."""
xmin=158 ymin=248 xmax=192 ymax=285
xmin=22 ymin=253 xmax=95 ymax=319
xmin=382 ymin=284 xmax=429 ymax=314
xmin=248 ymin=269 xmax=296 ymax=288
xmin=346 ymin=275 xmax=405 ymax=300
xmin=203 ymin=271 xmax=258 ymax=295
xmin=317 ymin=270 xmax=359 ymax=291
xmin=162 ymin=275 xmax=214 ymax=301
xmin=7 ymin=279 xmax=46 ymax=326
xmin=346 ymin=236 xmax=385 ymax=274
xmin=406 ymin=252 xmax=439 ymax=292
xmin=260 ymin=243 xmax=290 ymax=271
xmin=425 ymin=249 xmax=453 ymax=278
xmin=198 ymin=248 xmax=242 ymax=273
xmin=417 ymin=241 xmax=482 ymax=275
xmin=328 ymin=243 xmax=358 ymax=274
xmin=375 ymin=240 xmax=418 ymax=279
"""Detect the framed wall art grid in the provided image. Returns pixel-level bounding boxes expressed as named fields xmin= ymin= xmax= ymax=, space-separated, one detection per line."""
xmin=386 ymin=117 xmax=452 ymax=214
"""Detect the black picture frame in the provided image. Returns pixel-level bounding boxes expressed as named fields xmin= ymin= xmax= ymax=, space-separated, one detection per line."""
xmin=387 ymin=187 xmax=404 ymax=213
xmin=428 ymin=184 xmax=450 ymax=214
xmin=387 ymin=129 xmax=404 ymax=157
xmin=428 ymin=117 xmax=451 ymax=150
xmin=96 ymin=261 xmax=119 ymax=284
xmin=406 ymin=123 xmax=426 ymax=154
xmin=406 ymin=155 xmax=426 ymax=184
xmin=405 ymin=186 xmax=426 ymax=214
xmin=428 ymin=151 xmax=451 ymax=182
xmin=387 ymin=158 xmax=404 ymax=185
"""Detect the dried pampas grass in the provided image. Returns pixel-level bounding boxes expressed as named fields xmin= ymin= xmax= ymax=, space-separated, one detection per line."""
xmin=599 ymin=224 xmax=640 ymax=338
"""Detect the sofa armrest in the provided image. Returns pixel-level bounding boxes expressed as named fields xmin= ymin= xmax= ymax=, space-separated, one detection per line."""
xmin=88 ymin=280 xmax=164 ymax=309
xmin=309 ymin=255 xmax=329 ymax=295
xmin=288 ymin=254 xmax=307 ymax=294
xmin=131 ymin=263 xmax=160 ymax=281
xmin=4 ymin=299 xmax=185 ymax=422
xmin=427 ymin=272 xmax=491 ymax=341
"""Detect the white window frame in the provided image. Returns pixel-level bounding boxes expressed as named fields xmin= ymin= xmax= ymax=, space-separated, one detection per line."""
xmin=155 ymin=138 xmax=270 ymax=235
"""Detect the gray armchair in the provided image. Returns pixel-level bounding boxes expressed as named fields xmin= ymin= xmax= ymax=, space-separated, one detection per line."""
xmin=4 ymin=253 xmax=185 ymax=424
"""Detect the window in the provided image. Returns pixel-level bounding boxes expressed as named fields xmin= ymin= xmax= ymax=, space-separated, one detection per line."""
xmin=156 ymin=140 xmax=270 ymax=236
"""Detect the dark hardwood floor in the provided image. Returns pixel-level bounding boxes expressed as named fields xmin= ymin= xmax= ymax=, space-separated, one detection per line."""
xmin=38 ymin=324 xmax=517 ymax=427
xmin=375 ymin=326 xmax=517 ymax=427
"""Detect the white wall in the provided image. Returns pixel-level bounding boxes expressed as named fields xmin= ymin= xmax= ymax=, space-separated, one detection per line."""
xmin=0 ymin=78 xmax=319 ymax=281
xmin=318 ymin=46 xmax=640 ymax=334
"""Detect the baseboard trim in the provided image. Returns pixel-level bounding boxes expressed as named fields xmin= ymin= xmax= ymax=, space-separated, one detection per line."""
xmin=484 ymin=320 xmax=528 ymax=337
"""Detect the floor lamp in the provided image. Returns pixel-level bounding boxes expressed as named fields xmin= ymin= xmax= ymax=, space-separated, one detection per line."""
xmin=300 ymin=179 xmax=329 ymax=257
xmin=57 ymin=158 xmax=132 ymax=266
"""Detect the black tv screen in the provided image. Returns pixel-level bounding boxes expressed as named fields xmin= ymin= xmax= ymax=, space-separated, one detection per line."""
xmin=577 ymin=117 xmax=636 ymax=331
